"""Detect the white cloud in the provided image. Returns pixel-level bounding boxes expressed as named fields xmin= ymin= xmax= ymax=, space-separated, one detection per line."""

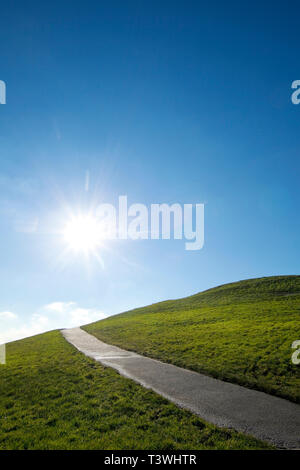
xmin=42 ymin=301 xmax=104 ymax=325
xmin=0 ymin=302 xmax=107 ymax=344
xmin=0 ymin=311 xmax=18 ymax=320
xmin=44 ymin=301 xmax=75 ymax=314
xmin=0 ymin=320 xmax=49 ymax=345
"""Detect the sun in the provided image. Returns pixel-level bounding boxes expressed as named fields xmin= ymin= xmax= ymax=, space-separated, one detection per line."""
xmin=63 ymin=214 xmax=103 ymax=254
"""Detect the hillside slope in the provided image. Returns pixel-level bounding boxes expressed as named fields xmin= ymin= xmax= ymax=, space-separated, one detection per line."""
xmin=0 ymin=331 xmax=268 ymax=449
xmin=84 ymin=276 xmax=300 ymax=402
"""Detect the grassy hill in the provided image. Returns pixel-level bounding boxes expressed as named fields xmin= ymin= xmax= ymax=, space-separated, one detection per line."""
xmin=0 ymin=331 xmax=269 ymax=449
xmin=84 ymin=276 xmax=300 ymax=403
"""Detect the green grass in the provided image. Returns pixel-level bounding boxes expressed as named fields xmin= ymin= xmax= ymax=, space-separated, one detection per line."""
xmin=84 ymin=276 xmax=300 ymax=403
xmin=0 ymin=330 xmax=270 ymax=450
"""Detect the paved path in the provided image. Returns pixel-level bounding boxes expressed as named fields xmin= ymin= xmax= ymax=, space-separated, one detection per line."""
xmin=62 ymin=327 xmax=300 ymax=449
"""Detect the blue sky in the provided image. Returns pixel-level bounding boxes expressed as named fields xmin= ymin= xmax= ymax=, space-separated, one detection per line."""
xmin=0 ymin=1 xmax=299 ymax=342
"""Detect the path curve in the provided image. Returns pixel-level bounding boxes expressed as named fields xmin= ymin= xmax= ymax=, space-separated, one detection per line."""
xmin=62 ymin=327 xmax=300 ymax=449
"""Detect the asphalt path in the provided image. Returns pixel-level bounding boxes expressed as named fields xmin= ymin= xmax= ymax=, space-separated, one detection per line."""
xmin=62 ymin=327 xmax=300 ymax=449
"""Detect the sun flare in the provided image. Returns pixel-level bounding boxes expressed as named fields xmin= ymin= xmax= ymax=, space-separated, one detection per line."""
xmin=63 ymin=214 xmax=103 ymax=254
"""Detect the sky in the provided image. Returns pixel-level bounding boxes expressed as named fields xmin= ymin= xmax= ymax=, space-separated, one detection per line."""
xmin=0 ymin=1 xmax=299 ymax=343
